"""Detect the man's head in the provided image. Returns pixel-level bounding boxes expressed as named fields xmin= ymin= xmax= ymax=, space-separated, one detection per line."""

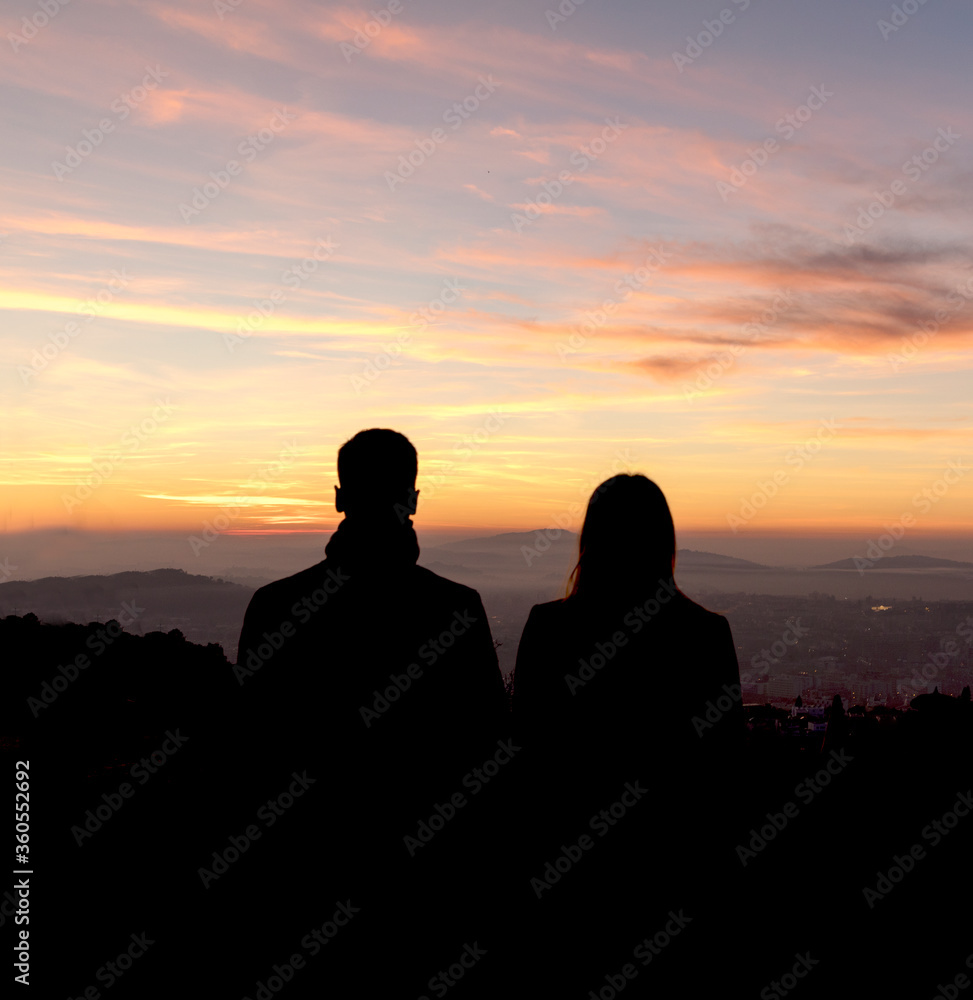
xmin=335 ymin=428 xmax=418 ymax=518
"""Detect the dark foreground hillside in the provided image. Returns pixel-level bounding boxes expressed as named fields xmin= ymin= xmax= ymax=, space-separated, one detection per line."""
xmin=3 ymin=614 xmax=972 ymax=997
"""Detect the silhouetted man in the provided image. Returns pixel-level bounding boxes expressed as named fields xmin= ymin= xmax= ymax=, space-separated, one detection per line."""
xmin=223 ymin=428 xmax=506 ymax=995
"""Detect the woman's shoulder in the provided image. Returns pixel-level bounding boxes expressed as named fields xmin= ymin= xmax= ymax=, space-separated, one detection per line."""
xmin=523 ymin=591 xmax=731 ymax=633
xmin=671 ymin=591 xmax=729 ymax=623
xmin=526 ymin=598 xmax=569 ymax=617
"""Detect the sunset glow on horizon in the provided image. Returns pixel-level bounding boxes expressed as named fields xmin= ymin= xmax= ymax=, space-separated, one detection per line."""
xmin=3 ymin=0 xmax=972 ymax=545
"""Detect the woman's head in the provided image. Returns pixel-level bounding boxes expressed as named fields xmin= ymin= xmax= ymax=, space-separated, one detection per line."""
xmin=566 ymin=474 xmax=676 ymax=599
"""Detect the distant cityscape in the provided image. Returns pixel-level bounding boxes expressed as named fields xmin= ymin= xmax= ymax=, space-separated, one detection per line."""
xmin=724 ymin=593 xmax=972 ymax=708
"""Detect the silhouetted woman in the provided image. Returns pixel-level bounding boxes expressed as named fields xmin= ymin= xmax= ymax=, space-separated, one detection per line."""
xmin=508 ymin=474 xmax=744 ymax=991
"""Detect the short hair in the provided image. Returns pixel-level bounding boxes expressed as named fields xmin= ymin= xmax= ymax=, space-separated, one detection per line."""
xmin=337 ymin=429 xmax=417 ymax=505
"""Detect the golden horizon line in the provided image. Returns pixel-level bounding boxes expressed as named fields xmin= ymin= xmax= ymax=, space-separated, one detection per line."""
xmin=4 ymin=524 xmax=973 ymax=539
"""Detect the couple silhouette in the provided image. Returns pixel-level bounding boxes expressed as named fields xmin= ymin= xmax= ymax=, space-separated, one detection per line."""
xmin=215 ymin=428 xmax=744 ymax=996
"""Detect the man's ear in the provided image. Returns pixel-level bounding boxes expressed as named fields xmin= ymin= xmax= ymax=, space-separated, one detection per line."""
xmin=334 ymin=485 xmax=344 ymax=512
xmin=394 ymin=488 xmax=419 ymax=525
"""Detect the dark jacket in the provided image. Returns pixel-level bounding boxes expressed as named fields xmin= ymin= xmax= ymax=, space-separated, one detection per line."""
xmin=513 ymin=587 xmax=742 ymax=767
xmin=236 ymin=559 xmax=504 ymax=779
xmin=210 ymin=518 xmax=507 ymax=994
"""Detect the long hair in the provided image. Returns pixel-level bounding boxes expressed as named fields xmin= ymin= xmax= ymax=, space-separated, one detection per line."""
xmin=566 ymin=474 xmax=677 ymax=599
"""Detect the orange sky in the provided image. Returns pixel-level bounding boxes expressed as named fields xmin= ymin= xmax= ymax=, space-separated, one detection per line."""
xmin=2 ymin=0 xmax=971 ymax=545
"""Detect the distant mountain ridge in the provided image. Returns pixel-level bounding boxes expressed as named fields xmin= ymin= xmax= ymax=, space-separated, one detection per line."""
xmin=0 ymin=567 xmax=240 ymax=591
xmin=426 ymin=530 xmax=767 ymax=567
xmin=812 ymin=555 xmax=973 ymax=571
xmin=677 ymin=549 xmax=766 ymax=569
xmin=0 ymin=568 xmax=253 ymax=652
xmin=0 ymin=567 xmax=248 ymax=612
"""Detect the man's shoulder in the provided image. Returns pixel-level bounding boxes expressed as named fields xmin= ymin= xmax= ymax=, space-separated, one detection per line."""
xmin=250 ymin=561 xmax=331 ymax=598
xmin=246 ymin=561 xmax=482 ymax=609
xmin=411 ymin=563 xmax=483 ymax=602
xmin=244 ymin=560 xmax=347 ymax=614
